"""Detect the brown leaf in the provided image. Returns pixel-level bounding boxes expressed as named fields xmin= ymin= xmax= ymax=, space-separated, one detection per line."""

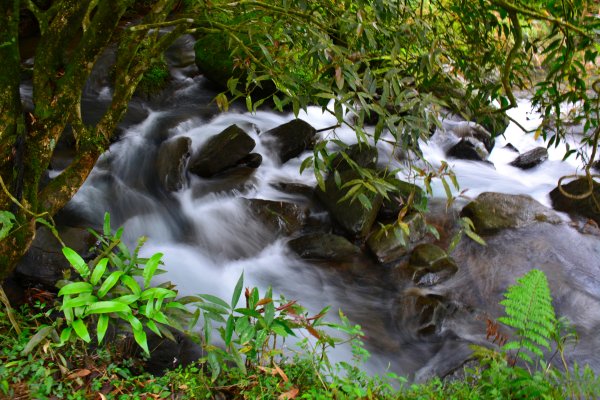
xmin=278 ymin=387 xmax=299 ymax=400
xmin=67 ymin=369 xmax=91 ymax=379
xmin=257 ymin=298 xmax=273 ymax=306
xmin=257 ymin=366 xmax=277 ymax=375
xmin=273 ymin=362 xmax=288 ymax=382
xmin=307 ymin=326 xmax=321 ymax=340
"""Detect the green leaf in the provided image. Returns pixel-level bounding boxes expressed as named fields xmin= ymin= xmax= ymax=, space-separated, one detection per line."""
xmin=0 ymin=211 xmax=16 ymax=240
xmin=146 ymin=319 xmax=161 ymax=337
xmin=232 ymin=273 xmax=244 ymax=308
xmin=59 ymin=327 xmax=73 ymax=345
xmin=85 ymin=301 xmax=132 ymax=315
xmin=133 ymin=326 xmax=149 ymax=355
xmin=97 ymin=315 xmax=109 ymax=343
xmin=72 ymin=319 xmax=91 ymax=343
xmin=90 ymin=258 xmax=109 ymax=286
xmin=97 ymin=271 xmax=125 ymax=298
xmin=103 ymin=212 xmax=111 ymax=236
xmin=143 ymin=253 xmax=164 ymax=288
xmin=225 ymin=315 xmax=234 ymax=347
xmin=199 ymin=294 xmax=230 ymax=310
xmin=58 ymin=282 xmax=94 ymax=297
xmin=120 ymin=275 xmax=142 ymax=296
xmin=465 ymin=229 xmax=486 ymax=246
xmin=62 ymin=247 xmax=90 ymax=277
xmin=61 ymin=293 xmax=97 ymax=308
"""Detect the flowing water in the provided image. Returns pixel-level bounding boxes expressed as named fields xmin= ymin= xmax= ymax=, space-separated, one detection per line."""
xmin=48 ymin=36 xmax=600 ymax=379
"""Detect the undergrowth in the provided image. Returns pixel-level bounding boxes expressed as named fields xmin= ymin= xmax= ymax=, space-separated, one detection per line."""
xmin=1 ymin=216 xmax=599 ymax=399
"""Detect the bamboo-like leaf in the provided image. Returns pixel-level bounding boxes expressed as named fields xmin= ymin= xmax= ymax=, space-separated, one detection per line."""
xmin=72 ymin=319 xmax=91 ymax=343
xmin=21 ymin=325 xmax=55 ymax=356
xmin=58 ymin=282 xmax=94 ymax=297
xmin=199 ymin=294 xmax=230 ymax=310
xmin=142 ymin=253 xmax=164 ymax=288
xmin=96 ymin=314 xmax=109 ymax=343
xmin=133 ymin=326 xmax=149 ymax=355
xmin=90 ymin=258 xmax=109 ymax=286
xmin=62 ymin=247 xmax=90 ymax=278
xmin=85 ymin=301 xmax=131 ymax=315
xmin=120 ymin=275 xmax=141 ymax=296
xmin=97 ymin=271 xmax=125 ymax=298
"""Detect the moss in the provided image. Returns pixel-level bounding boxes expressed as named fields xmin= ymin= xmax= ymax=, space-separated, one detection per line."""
xmin=135 ymin=58 xmax=170 ymax=97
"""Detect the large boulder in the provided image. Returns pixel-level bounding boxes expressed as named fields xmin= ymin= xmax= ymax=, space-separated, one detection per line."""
xmin=549 ymin=177 xmax=600 ymax=225
xmin=16 ymin=226 xmax=96 ymax=288
xmin=441 ymin=120 xmax=494 ymax=152
xmin=243 ymin=198 xmax=308 ymax=236
xmin=288 ymin=233 xmax=362 ymax=261
xmin=316 ymin=170 xmax=382 ymax=238
xmin=460 ymin=192 xmax=562 ymax=235
xmin=509 ymin=147 xmax=548 ymax=170
xmin=156 ymin=136 xmax=192 ymax=192
xmin=367 ymin=212 xmax=427 ymax=263
xmin=261 ymin=119 xmax=317 ymax=163
xmin=189 ymin=124 xmax=255 ymax=178
xmin=407 ymin=243 xmax=458 ymax=286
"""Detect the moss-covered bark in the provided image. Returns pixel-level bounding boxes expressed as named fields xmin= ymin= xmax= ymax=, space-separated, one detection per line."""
xmin=0 ymin=0 xmax=191 ymax=279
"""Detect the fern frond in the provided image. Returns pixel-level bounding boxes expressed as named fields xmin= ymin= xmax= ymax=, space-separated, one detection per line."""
xmin=498 ymin=269 xmax=557 ymax=366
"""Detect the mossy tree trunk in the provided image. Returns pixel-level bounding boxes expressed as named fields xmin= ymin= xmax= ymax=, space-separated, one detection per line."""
xmin=0 ymin=0 xmax=190 ymax=279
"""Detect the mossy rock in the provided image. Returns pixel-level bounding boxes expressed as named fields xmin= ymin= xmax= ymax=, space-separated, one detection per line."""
xmin=367 ymin=212 xmax=427 ymax=263
xmin=407 ymin=243 xmax=458 ymax=286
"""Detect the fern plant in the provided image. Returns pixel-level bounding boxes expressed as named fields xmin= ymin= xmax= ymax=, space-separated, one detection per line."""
xmin=498 ymin=269 xmax=557 ymax=366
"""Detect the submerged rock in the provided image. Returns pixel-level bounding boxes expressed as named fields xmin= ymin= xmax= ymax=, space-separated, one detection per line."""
xmin=288 ymin=233 xmax=362 ymax=261
xmin=261 ymin=119 xmax=316 ymax=163
xmin=549 ymin=177 xmax=600 ymax=225
xmin=189 ymin=124 xmax=255 ymax=178
xmin=407 ymin=243 xmax=458 ymax=286
xmin=156 ymin=136 xmax=192 ymax=192
xmin=460 ymin=192 xmax=562 ymax=235
xmin=243 ymin=198 xmax=308 ymax=236
xmin=509 ymin=146 xmax=548 ymax=170
xmin=441 ymin=120 xmax=494 ymax=152
xmin=316 ymin=170 xmax=382 ymax=238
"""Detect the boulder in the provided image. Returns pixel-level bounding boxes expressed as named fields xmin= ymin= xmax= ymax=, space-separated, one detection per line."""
xmin=16 ymin=226 xmax=96 ymax=288
xmin=331 ymin=143 xmax=378 ymax=172
xmin=460 ymin=192 xmax=562 ymax=235
xmin=261 ymin=119 xmax=317 ymax=163
xmin=367 ymin=213 xmax=427 ymax=263
xmin=441 ymin=120 xmax=494 ymax=152
xmin=509 ymin=147 xmax=548 ymax=170
xmin=189 ymin=124 xmax=255 ymax=178
xmin=407 ymin=243 xmax=458 ymax=286
xmin=238 ymin=153 xmax=263 ymax=168
xmin=316 ymin=170 xmax=382 ymax=238
xmin=288 ymin=233 xmax=362 ymax=261
xmin=243 ymin=198 xmax=307 ymax=236
xmin=156 ymin=136 xmax=192 ymax=192
xmin=549 ymin=177 xmax=600 ymax=225
xmin=446 ymin=138 xmax=489 ymax=162
xmin=192 ymin=167 xmax=257 ymax=197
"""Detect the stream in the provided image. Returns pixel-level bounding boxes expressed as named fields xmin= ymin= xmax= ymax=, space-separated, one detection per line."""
xmin=46 ymin=36 xmax=600 ymax=380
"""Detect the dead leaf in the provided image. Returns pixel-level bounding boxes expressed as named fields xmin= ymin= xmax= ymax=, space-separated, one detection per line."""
xmin=67 ymin=369 xmax=91 ymax=379
xmin=273 ymin=363 xmax=288 ymax=382
xmin=257 ymin=366 xmax=277 ymax=375
xmin=257 ymin=298 xmax=273 ymax=306
xmin=97 ymin=394 xmax=107 ymax=400
xmin=278 ymin=387 xmax=299 ymax=399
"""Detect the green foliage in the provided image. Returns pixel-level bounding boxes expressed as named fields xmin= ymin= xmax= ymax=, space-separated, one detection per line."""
xmin=498 ymin=269 xmax=557 ymax=366
xmin=136 ymin=58 xmax=170 ymax=96
xmin=0 ymin=210 xmax=16 ymax=240
xmin=56 ymin=213 xmax=190 ymax=355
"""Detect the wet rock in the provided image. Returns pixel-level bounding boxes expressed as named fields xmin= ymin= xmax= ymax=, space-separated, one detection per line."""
xmin=243 ymin=198 xmax=308 ymax=235
xmin=394 ymin=287 xmax=454 ymax=338
xmin=408 ymin=243 xmax=458 ymax=286
xmin=238 ymin=152 xmax=263 ymax=168
xmin=192 ymin=167 xmax=257 ymax=197
xmin=509 ymin=146 xmax=548 ymax=170
xmin=378 ymin=180 xmax=427 ymax=221
xmin=156 ymin=136 xmax=192 ymax=192
xmin=441 ymin=120 xmax=494 ymax=152
xmin=270 ymin=182 xmax=315 ymax=199
xmin=288 ymin=233 xmax=362 ymax=261
xmin=316 ymin=170 xmax=382 ymax=238
xmin=460 ymin=192 xmax=562 ymax=235
xmin=447 ymin=138 xmax=489 ymax=162
xmin=16 ymin=226 xmax=96 ymax=288
xmin=367 ymin=213 xmax=427 ymax=263
xmin=261 ymin=119 xmax=317 ymax=163
xmin=189 ymin=124 xmax=255 ymax=178
xmin=331 ymin=143 xmax=378 ymax=172
xmin=549 ymin=177 xmax=600 ymax=225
